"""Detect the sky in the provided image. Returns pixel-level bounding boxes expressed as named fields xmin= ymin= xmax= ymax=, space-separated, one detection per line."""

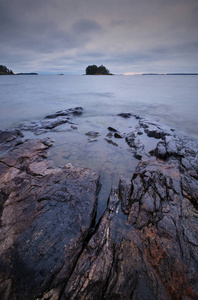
xmin=0 ymin=0 xmax=198 ymax=75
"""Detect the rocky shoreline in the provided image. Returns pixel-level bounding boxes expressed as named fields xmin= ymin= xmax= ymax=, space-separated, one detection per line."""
xmin=0 ymin=107 xmax=198 ymax=299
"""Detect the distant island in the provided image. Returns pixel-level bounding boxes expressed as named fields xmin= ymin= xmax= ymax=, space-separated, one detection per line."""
xmin=16 ymin=73 xmax=38 ymax=75
xmin=0 ymin=65 xmax=38 ymax=75
xmin=85 ymin=65 xmax=113 ymax=75
xmin=142 ymin=73 xmax=198 ymax=75
xmin=0 ymin=65 xmax=14 ymax=75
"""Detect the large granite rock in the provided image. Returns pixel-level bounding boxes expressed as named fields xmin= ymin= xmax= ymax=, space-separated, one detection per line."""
xmin=0 ymin=130 xmax=99 ymax=300
xmin=63 ymin=157 xmax=198 ymax=299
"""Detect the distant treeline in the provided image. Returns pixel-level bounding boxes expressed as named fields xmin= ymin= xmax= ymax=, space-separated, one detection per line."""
xmin=0 ymin=65 xmax=14 ymax=75
xmin=86 ymin=65 xmax=112 ymax=75
xmin=16 ymin=73 xmax=38 ymax=75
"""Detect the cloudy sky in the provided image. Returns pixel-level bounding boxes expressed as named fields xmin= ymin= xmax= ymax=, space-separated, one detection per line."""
xmin=1 ymin=0 xmax=198 ymax=74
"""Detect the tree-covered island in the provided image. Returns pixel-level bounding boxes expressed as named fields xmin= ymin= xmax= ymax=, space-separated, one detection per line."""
xmin=0 ymin=65 xmax=14 ymax=75
xmin=85 ymin=65 xmax=113 ymax=75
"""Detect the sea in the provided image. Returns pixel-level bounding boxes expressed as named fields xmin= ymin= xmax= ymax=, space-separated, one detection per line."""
xmin=0 ymin=75 xmax=197 ymax=137
xmin=1 ymin=74 xmax=198 ymax=219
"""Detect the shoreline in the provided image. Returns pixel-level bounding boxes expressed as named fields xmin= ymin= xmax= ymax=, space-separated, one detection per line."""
xmin=0 ymin=107 xmax=198 ymax=299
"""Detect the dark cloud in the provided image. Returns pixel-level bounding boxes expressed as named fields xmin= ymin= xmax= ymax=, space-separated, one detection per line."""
xmin=0 ymin=0 xmax=198 ymax=74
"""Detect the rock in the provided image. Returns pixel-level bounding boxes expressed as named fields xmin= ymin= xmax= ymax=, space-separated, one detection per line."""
xmin=165 ymin=136 xmax=178 ymax=156
xmin=125 ymin=132 xmax=136 ymax=145
xmin=117 ymin=113 xmax=132 ymax=118
xmin=45 ymin=107 xmax=83 ymax=119
xmin=114 ymin=132 xmax=124 ymax=139
xmin=117 ymin=112 xmax=140 ymax=119
xmin=63 ymin=190 xmax=120 ymax=299
xmin=71 ymin=124 xmax=78 ymax=130
xmin=151 ymin=141 xmax=167 ymax=159
xmin=18 ymin=107 xmax=83 ymax=134
xmin=137 ymin=130 xmax=143 ymax=135
xmin=108 ymin=126 xmax=118 ymax=132
xmin=62 ymin=158 xmax=198 ymax=300
xmin=150 ymin=135 xmax=186 ymax=161
xmin=0 ymin=133 xmax=99 ymax=300
xmin=86 ymin=131 xmax=100 ymax=143
xmin=104 ymin=138 xmax=118 ymax=147
xmin=125 ymin=133 xmax=145 ymax=159
xmin=106 ymin=132 xmax=113 ymax=138
xmin=0 ymin=129 xmax=24 ymax=154
xmin=119 ymin=177 xmax=132 ymax=214
xmin=181 ymin=157 xmax=198 ymax=179
xmin=19 ymin=117 xmax=70 ymax=134
xmin=85 ymin=131 xmax=100 ymax=138
xmin=139 ymin=119 xmax=171 ymax=139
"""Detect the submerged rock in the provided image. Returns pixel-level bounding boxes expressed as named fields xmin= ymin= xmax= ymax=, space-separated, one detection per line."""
xmin=104 ymin=138 xmax=118 ymax=147
xmin=85 ymin=131 xmax=100 ymax=138
xmin=118 ymin=112 xmax=140 ymax=119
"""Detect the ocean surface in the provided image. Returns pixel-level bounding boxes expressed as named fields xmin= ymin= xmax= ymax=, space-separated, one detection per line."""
xmin=1 ymin=75 xmax=198 ymax=220
xmin=0 ymin=75 xmax=198 ymax=138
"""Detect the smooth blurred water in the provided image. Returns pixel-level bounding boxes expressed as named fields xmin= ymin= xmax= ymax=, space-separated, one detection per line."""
xmin=0 ymin=75 xmax=198 ymax=138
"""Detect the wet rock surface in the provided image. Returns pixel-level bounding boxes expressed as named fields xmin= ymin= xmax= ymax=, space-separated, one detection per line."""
xmin=45 ymin=107 xmax=83 ymax=119
xmin=0 ymin=130 xmax=99 ymax=300
xmin=62 ymin=155 xmax=198 ymax=299
xmin=0 ymin=129 xmax=24 ymax=154
xmin=18 ymin=107 xmax=83 ymax=135
xmin=0 ymin=109 xmax=198 ymax=299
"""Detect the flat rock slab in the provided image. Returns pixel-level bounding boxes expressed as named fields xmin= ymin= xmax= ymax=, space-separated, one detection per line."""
xmin=0 ymin=131 xmax=99 ymax=300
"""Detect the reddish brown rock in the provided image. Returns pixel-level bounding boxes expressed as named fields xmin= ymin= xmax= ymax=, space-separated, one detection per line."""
xmin=62 ymin=158 xmax=198 ymax=300
xmin=0 ymin=131 xmax=99 ymax=300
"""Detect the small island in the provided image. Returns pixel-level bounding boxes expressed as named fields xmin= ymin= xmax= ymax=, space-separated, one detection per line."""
xmin=85 ymin=65 xmax=113 ymax=75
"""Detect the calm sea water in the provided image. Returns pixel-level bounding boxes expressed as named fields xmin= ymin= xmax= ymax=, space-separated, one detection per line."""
xmin=0 ymin=75 xmax=198 ymax=138
xmin=1 ymin=75 xmax=198 ymax=220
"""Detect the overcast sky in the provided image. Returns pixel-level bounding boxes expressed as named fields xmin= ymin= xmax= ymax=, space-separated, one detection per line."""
xmin=1 ymin=0 xmax=198 ymax=74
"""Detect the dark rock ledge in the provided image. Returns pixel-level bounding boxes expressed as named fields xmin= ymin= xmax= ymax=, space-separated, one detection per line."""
xmin=0 ymin=109 xmax=198 ymax=300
